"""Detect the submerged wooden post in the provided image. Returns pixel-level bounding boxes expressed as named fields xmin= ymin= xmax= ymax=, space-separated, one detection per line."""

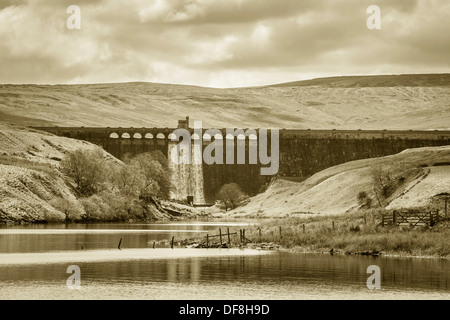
xmin=227 ymin=228 xmax=231 ymax=245
xmin=445 ymin=200 xmax=448 ymax=218
xmin=118 ymin=238 xmax=122 ymax=250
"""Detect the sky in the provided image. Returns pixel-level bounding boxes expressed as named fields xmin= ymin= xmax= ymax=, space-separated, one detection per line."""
xmin=0 ymin=0 xmax=449 ymax=88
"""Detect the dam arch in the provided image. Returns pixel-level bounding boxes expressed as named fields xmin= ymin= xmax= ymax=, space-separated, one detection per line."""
xmin=31 ymin=125 xmax=450 ymax=203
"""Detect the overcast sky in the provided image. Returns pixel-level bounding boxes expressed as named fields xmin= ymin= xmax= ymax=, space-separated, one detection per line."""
xmin=0 ymin=0 xmax=449 ymax=88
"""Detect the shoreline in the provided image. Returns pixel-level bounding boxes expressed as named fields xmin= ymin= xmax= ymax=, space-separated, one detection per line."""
xmin=277 ymin=246 xmax=450 ymax=261
xmin=2 ymin=216 xmax=450 ymax=261
xmin=1 ymin=246 xmax=447 ymax=266
xmin=1 ymin=243 xmax=448 ymax=267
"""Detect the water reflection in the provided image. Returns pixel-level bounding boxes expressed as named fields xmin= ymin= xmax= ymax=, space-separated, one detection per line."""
xmin=0 ymin=222 xmax=252 ymax=253
xmin=0 ymin=222 xmax=449 ymax=299
xmin=167 ymin=258 xmax=201 ymax=282
xmin=0 ymin=252 xmax=448 ymax=299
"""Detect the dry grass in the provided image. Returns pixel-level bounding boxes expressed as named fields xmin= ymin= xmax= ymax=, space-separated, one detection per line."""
xmin=242 ymin=210 xmax=450 ymax=258
xmin=0 ymin=154 xmax=60 ymax=176
xmin=225 ymin=146 xmax=450 ymax=217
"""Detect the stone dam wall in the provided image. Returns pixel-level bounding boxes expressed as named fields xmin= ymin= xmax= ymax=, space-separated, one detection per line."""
xmin=32 ymin=127 xmax=450 ymax=203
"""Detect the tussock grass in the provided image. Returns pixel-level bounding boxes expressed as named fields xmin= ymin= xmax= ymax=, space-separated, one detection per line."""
xmin=0 ymin=155 xmax=59 ymax=175
xmin=243 ymin=210 xmax=450 ymax=258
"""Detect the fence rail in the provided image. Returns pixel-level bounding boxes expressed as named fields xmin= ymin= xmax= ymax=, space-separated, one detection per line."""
xmin=204 ymin=228 xmax=245 ymax=248
xmin=382 ymin=210 xmax=440 ymax=227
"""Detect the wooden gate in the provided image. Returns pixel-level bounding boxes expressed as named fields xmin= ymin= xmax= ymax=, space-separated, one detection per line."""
xmin=382 ymin=210 xmax=440 ymax=227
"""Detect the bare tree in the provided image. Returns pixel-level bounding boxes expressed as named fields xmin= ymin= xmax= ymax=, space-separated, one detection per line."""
xmin=370 ymin=166 xmax=397 ymax=206
xmin=217 ymin=183 xmax=248 ymax=211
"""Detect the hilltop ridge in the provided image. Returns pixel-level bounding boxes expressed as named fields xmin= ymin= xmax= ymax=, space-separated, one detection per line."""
xmin=268 ymin=73 xmax=450 ymax=88
xmin=0 ymin=73 xmax=449 ymax=130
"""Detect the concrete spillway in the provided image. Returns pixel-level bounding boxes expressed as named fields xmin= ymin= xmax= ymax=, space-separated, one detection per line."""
xmin=168 ymin=141 xmax=205 ymax=204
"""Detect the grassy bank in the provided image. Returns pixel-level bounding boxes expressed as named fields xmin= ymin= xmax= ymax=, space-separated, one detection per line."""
xmin=226 ymin=210 xmax=450 ymax=259
xmin=0 ymin=125 xmax=196 ymax=224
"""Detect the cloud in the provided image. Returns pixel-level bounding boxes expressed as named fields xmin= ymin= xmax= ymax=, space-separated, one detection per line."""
xmin=0 ymin=0 xmax=448 ymax=87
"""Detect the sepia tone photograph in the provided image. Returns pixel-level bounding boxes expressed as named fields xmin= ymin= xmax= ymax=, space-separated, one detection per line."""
xmin=0 ymin=0 xmax=449 ymax=304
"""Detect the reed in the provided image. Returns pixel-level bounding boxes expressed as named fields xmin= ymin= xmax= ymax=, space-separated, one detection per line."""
xmin=244 ymin=210 xmax=450 ymax=258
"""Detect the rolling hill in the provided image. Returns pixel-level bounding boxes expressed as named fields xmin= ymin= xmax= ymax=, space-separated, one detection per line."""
xmin=0 ymin=73 xmax=449 ymax=130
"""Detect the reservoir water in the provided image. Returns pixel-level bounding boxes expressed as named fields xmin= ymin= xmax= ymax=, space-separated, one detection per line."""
xmin=0 ymin=222 xmax=449 ymax=300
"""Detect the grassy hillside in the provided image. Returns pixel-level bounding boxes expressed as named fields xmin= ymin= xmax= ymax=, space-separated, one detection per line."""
xmin=0 ymin=124 xmax=202 ymax=223
xmin=0 ymin=124 xmax=112 ymax=223
xmin=207 ymin=144 xmax=450 ymax=258
xmin=225 ymin=145 xmax=450 ymax=218
xmin=0 ymin=73 xmax=449 ymax=130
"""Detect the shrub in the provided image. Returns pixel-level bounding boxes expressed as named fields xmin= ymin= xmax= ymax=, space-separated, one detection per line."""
xmin=216 ymin=183 xmax=249 ymax=211
xmin=60 ymin=149 xmax=110 ymax=197
xmin=357 ymin=191 xmax=373 ymax=209
xmin=50 ymin=198 xmax=84 ymax=222
xmin=124 ymin=151 xmax=172 ymax=199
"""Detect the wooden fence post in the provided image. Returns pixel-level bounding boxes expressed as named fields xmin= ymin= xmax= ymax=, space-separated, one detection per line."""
xmin=382 ymin=214 xmax=384 ymax=227
xmin=219 ymin=228 xmax=222 ymax=244
xmin=332 ymin=221 xmax=335 ymax=231
xmin=393 ymin=211 xmax=397 ymax=225
xmin=206 ymin=234 xmax=209 ymax=248
xmin=227 ymin=228 xmax=231 ymax=246
xmin=118 ymin=238 xmax=122 ymax=250
xmin=279 ymin=226 xmax=282 ymax=239
xmin=303 ymin=224 xmax=305 ymax=234
xmin=171 ymin=236 xmax=174 ymax=249
xmin=258 ymin=228 xmax=262 ymax=242
xmin=445 ymin=199 xmax=448 ymax=218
